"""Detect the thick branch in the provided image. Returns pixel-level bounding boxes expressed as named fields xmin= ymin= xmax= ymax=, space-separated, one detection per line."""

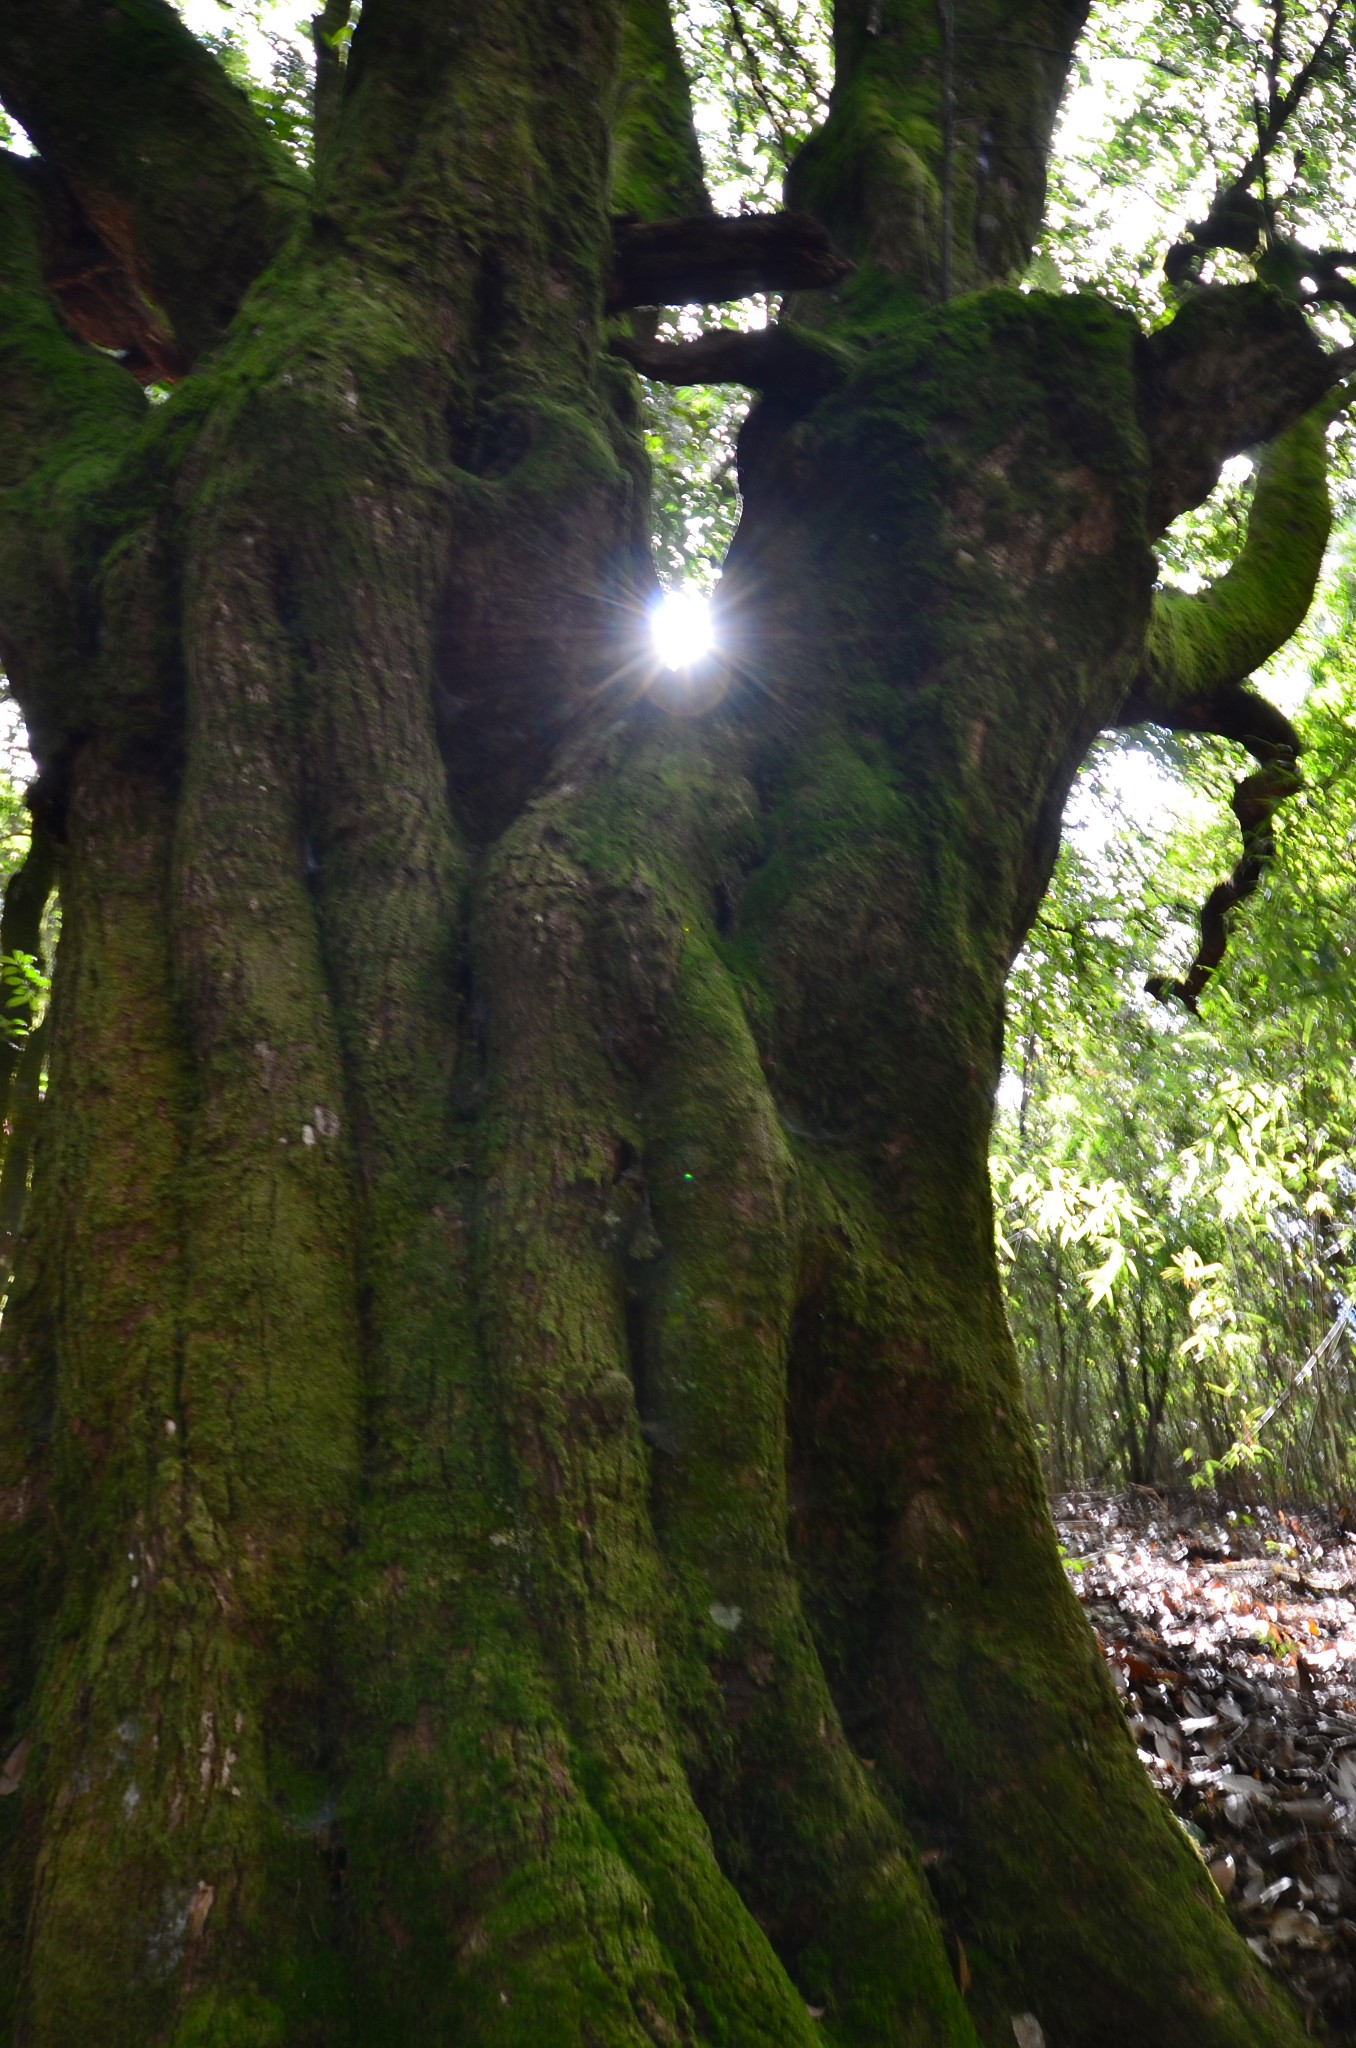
xmin=610 ymin=322 xmax=852 ymax=398
xmin=1137 ymin=284 xmax=1335 ymax=533
xmin=0 ymin=163 xmax=143 ymax=755
xmin=1127 ymin=395 xmax=1339 ymax=727
xmin=1120 ymin=395 xmax=1342 ymax=1009
xmin=613 ymin=0 xmax=712 ymax=221
xmin=1144 ymin=750 xmax=1302 ymax=1011
xmin=311 ymin=0 xmax=355 ymax=168
xmin=0 ymin=0 xmax=304 ymax=363
xmin=788 ymin=0 xmax=1089 ymax=301
xmin=330 ymin=0 xmax=619 ymax=343
xmin=608 ymin=211 xmax=852 ymax=310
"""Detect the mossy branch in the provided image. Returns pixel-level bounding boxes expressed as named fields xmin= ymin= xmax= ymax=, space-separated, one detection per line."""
xmin=788 ymin=0 xmax=1087 ymax=299
xmin=611 ymin=320 xmax=853 ymax=397
xmin=1121 ymin=391 xmax=1347 ymax=1010
xmin=0 ymin=163 xmax=144 ymax=754
xmin=1133 ymin=395 xmax=1342 ymax=722
xmin=0 ymin=0 xmax=304 ymax=363
xmin=1145 ymin=752 xmax=1302 ymax=1010
xmin=613 ymin=0 xmax=712 ymax=221
xmin=608 ymin=210 xmax=852 ymax=309
xmin=1137 ymin=284 xmax=1339 ymax=532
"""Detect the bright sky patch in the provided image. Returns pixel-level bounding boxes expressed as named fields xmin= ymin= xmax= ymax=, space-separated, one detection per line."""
xmin=650 ymin=588 xmax=714 ymax=671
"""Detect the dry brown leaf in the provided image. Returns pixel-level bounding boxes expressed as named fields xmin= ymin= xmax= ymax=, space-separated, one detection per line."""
xmin=0 ymin=1734 xmax=31 ymax=1797
xmin=187 ymin=1880 xmax=215 ymax=1941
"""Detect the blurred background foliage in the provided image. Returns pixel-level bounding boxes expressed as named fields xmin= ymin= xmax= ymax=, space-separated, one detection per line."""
xmin=995 ymin=593 xmax=1356 ymax=1505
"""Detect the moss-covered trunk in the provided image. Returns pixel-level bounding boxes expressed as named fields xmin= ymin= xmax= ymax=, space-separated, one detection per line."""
xmin=0 ymin=1 xmax=1338 ymax=2043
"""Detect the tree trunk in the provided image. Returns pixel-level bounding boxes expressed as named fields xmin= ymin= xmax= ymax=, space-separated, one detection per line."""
xmin=0 ymin=2 xmax=1339 ymax=2043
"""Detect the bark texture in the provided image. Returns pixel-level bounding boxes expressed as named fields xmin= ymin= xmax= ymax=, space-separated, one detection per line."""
xmin=0 ymin=2 xmax=1344 ymax=2044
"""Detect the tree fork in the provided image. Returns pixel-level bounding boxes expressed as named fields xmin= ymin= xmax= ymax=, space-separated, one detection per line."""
xmin=0 ymin=0 xmax=304 ymax=362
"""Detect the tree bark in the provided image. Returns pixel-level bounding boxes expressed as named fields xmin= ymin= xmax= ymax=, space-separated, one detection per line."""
xmin=0 ymin=1 xmax=1341 ymax=2043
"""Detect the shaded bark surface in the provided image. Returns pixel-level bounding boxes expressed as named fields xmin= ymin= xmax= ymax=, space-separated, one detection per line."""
xmin=0 ymin=2 xmax=1344 ymax=2044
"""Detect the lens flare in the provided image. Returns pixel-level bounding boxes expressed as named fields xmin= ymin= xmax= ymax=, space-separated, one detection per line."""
xmin=650 ymin=587 xmax=714 ymax=671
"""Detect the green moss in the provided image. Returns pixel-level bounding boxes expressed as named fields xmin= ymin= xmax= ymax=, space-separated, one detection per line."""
xmin=612 ymin=0 xmax=711 ymax=220
xmin=787 ymin=0 xmax=1084 ymax=305
xmin=1143 ymin=397 xmax=1337 ymax=707
xmin=788 ymin=68 xmax=944 ymax=295
xmin=170 ymin=1992 xmax=288 ymax=2048
xmin=634 ymin=927 xmax=979 ymax=2045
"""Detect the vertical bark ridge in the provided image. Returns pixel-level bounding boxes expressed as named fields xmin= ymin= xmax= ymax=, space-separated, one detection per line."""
xmin=174 ymin=516 xmax=361 ymax=1640
xmin=265 ymin=326 xmax=701 ymax=2046
xmin=7 ymin=744 xmax=200 ymax=2047
xmin=523 ymin=716 xmax=977 ymax=2037
xmin=633 ymin=857 xmax=979 ymax=2046
xmin=473 ymin=766 xmax=826 ymax=2047
xmin=0 ymin=813 xmax=56 ymax=1283
xmin=91 ymin=506 xmax=366 ymax=2042
xmin=715 ymin=290 xmax=1306 ymax=2044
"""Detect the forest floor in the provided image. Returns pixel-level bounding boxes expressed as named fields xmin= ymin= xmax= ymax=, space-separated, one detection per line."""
xmin=1054 ymin=1488 xmax=1356 ymax=2040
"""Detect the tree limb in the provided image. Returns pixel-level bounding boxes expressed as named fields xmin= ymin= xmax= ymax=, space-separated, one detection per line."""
xmin=610 ymin=321 xmax=852 ymax=397
xmin=608 ymin=211 xmax=852 ymax=310
xmin=613 ymin=0 xmax=713 ymax=222
xmin=1164 ymin=0 xmax=1347 ymax=285
xmin=1119 ymin=392 xmax=1346 ymax=1008
xmin=0 ymin=0 xmax=305 ymax=363
xmin=1137 ymin=283 xmax=1337 ymax=532
xmin=0 ymin=162 xmax=143 ymax=753
xmin=311 ymin=0 xmax=354 ymax=168
xmin=329 ymin=0 xmax=619 ymax=329
xmin=724 ymin=0 xmax=798 ymax=166
xmin=1132 ymin=394 xmax=1341 ymax=721
xmin=1143 ymin=749 xmax=1302 ymax=1010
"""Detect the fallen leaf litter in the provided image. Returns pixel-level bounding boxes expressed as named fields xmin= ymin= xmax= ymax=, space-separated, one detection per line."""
xmin=1056 ymin=1488 xmax=1356 ymax=2040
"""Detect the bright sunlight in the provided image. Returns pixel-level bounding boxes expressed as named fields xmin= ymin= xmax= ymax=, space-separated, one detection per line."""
xmin=650 ymin=587 xmax=714 ymax=671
